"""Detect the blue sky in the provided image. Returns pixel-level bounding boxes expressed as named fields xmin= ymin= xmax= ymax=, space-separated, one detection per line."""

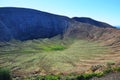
xmin=0 ymin=0 xmax=120 ymax=26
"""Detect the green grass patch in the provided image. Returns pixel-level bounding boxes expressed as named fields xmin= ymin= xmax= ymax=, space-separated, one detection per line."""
xmin=42 ymin=45 xmax=66 ymax=51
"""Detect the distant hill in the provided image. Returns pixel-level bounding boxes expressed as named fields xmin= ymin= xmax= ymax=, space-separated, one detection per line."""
xmin=72 ymin=17 xmax=113 ymax=28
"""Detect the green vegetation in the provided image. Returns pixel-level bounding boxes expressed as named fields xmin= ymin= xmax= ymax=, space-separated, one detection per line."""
xmin=0 ymin=68 xmax=12 ymax=80
xmin=41 ymin=44 xmax=66 ymax=51
xmin=76 ymin=72 xmax=104 ymax=80
xmin=103 ymin=67 xmax=120 ymax=74
xmin=112 ymin=67 xmax=120 ymax=72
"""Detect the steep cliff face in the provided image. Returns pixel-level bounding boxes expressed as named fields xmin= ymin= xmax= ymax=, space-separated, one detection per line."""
xmin=0 ymin=7 xmax=70 ymax=41
xmin=0 ymin=21 xmax=13 ymax=41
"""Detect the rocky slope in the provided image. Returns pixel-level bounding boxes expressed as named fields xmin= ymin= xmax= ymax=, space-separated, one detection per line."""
xmin=68 ymin=17 xmax=120 ymax=52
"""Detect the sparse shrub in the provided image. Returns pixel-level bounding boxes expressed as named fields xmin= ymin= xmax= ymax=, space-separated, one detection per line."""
xmin=0 ymin=68 xmax=12 ymax=80
xmin=112 ymin=67 xmax=120 ymax=72
xmin=76 ymin=73 xmax=102 ymax=80
xmin=83 ymin=73 xmax=97 ymax=80
xmin=95 ymin=72 xmax=104 ymax=77
xmin=44 ymin=75 xmax=60 ymax=80
xmin=76 ymin=75 xmax=84 ymax=80
xmin=76 ymin=74 xmax=89 ymax=80
xmin=103 ymin=68 xmax=112 ymax=74
xmin=106 ymin=62 xmax=115 ymax=68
